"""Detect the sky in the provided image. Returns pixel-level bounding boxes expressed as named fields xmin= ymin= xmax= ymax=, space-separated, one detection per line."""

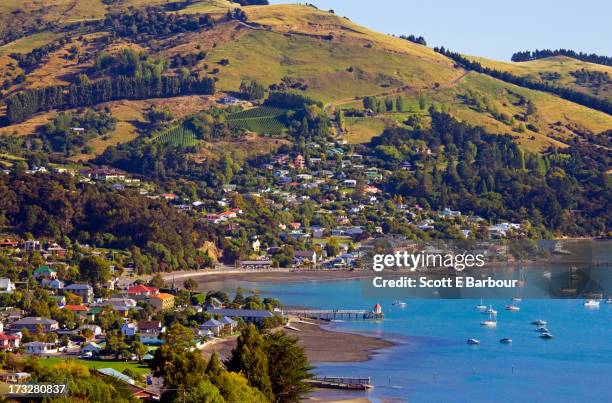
xmin=269 ymin=0 xmax=612 ymax=61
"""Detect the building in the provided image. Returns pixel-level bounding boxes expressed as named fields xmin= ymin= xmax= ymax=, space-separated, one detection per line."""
xmin=294 ymin=250 xmax=320 ymax=265
xmin=12 ymin=317 xmax=59 ymax=333
xmin=205 ymin=308 xmax=274 ymax=324
xmin=0 ymin=239 xmax=18 ymax=249
xmin=199 ymin=319 xmax=223 ymax=336
xmin=33 ymin=266 xmax=57 ymax=280
xmin=23 ymin=240 xmax=42 ymax=252
xmin=294 ymin=154 xmax=305 ymax=170
xmin=0 ymin=333 xmax=20 ymax=350
xmin=46 ymin=243 xmax=67 ymax=257
xmin=0 ymin=279 xmax=14 ymax=294
xmin=137 ymin=320 xmax=163 ymax=336
xmin=127 ymin=284 xmax=159 ymax=300
xmin=147 ymin=293 xmax=175 ymax=311
xmin=81 ymin=342 xmax=102 ymax=354
xmin=63 ymin=284 xmax=94 ymax=303
xmin=121 ymin=323 xmax=138 ymax=337
xmin=0 ymin=372 xmax=31 ymax=383
xmin=239 ymin=260 xmax=273 ymax=269
xmin=219 ymin=316 xmax=237 ymax=333
xmin=24 ymin=341 xmax=57 ymax=355
xmin=104 ymin=297 xmax=138 ymax=314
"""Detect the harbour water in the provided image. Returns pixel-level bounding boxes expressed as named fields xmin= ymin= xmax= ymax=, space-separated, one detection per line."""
xmin=206 ymin=267 xmax=612 ymax=402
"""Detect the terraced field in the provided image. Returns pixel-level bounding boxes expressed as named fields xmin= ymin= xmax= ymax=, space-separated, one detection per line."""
xmin=227 ymin=106 xmax=288 ymax=134
xmin=154 ymin=126 xmax=198 ymax=147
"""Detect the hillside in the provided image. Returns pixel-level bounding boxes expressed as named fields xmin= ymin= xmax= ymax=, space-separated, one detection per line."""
xmin=0 ymin=2 xmax=610 ymax=155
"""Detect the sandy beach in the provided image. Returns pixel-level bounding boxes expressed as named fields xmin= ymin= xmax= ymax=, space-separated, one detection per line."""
xmin=201 ymin=319 xmax=394 ymax=363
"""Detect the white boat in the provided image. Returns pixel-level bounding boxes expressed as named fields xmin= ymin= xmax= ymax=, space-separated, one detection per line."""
xmin=485 ymin=305 xmax=498 ymax=315
xmin=392 ymin=300 xmax=407 ymax=307
xmin=584 ymin=299 xmax=600 ymax=308
xmin=532 ymin=319 xmax=547 ymax=326
xmin=606 ymin=298 xmax=612 ymax=304
xmin=540 ymin=332 xmax=554 ymax=339
xmin=506 ymin=305 xmax=520 ymax=312
xmin=535 ymin=327 xmax=549 ymax=333
xmin=481 ymin=312 xmax=497 ymax=327
xmin=511 ymin=297 xmax=522 ymax=303
xmin=476 ymin=297 xmax=487 ymax=311
xmin=499 ymin=338 xmax=512 ymax=344
xmin=467 ymin=338 xmax=480 ymax=345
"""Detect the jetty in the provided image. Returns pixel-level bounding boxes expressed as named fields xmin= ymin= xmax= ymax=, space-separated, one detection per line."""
xmin=286 ymin=304 xmax=384 ymax=320
xmin=306 ymin=376 xmax=374 ymax=390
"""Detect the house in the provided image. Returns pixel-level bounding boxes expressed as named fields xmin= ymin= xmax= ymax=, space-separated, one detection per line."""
xmin=97 ymin=368 xmax=135 ymax=385
xmin=46 ymin=243 xmax=66 ymax=257
xmin=81 ymin=342 xmax=102 ymax=354
xmin=205 ymin=308 xmax=274 ymax=324
xmin=137 ymin=320 xmax=163 ymax=336
xmin=0 ymin=333 xmax=20 ymax=350
xmin=79 ymin=325 xmax=102 ymax=337
xmin=0 ymin=239 xmax=18 ymax=249
xmin=219 ymin=316 xmax=237 ymax=333
xmin=12 ymin=317 xmax=59 ymax=333
xmin=24 ymin=341 xmax=57 ymax=355
xmin=63 ymin=305 xmax=89 ymax=316
xmin=294 ymin=155 xmax=305 ymax=170
xmin=0 ymin=279 xmax=14 ymax=294
xmin=63 ymin=284 xmax=94 ymax=303
xmin=199 ymin=319 xmax=223 ymax=336
xmin=0 ymin=372 xmax=31 ymax=383
xmin=121 ymin=322 xmax=138 ymax=337
xmin=105 ymin=297 xmax=138 ymax=314
xmin=33 ymin=266 xmax=57 ymax=280
xmin=294 ymin=250 xmax=320 ymax=265
xmin=147 ymin=293 xmax=175 ymax=311
xmin=41 ymin=278 xmax=64 ymax=289
xmin=23 ymin=240 xmax=42 ymax=252
xmin=87 ymin=168 xmax=125 ymax=182
xmin=127 ymin=284 xmax=159 ymax=299
xmin=343 ymin=179 xmax=357 ymax=188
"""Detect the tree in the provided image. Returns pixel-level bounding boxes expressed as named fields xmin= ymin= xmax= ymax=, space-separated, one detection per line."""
xmin=79 ymin=255 xmax=111 ymax=285
xmin=183 ymin=278 xmax=198 ymax=292
xmin=216 ymin=372 xmax=268 ymax=403
xmin=131 ymin=340 xmax=148 ymax=362
xmin=149 ymin=273 xmax=167 ymax=288
xmin=226 ymin=324 xmax=274 ymax=401
xmin=264 ymin=332 xmax=313 ymax=403
xmin=184 ymin=379 xmax=224 ymax=403
xmin=395 ymin=96 xmax=405 ymax=112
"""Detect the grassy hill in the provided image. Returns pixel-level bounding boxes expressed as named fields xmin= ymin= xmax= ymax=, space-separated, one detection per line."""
xmin=468 ymin=55 xmax=612 ymax=101
xmin=0 ymin=2 xmax=609 ymax=154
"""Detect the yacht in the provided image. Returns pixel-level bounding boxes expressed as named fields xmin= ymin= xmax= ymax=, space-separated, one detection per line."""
xmin=531 ymin=319 xmax=547 ymax=326
xmin=481 ymin=312 xmax=497 ymax=327
xmin=540 ymin=332 xmax=554 ymax=339
xmin=484 ymin=305 xmax=497 ymax=315
xmin=467 ymin=338 xmax=480 ymax=345
xmin=505 ymin=305 xmax=520 ymax=312
xmin=476 ymin=297 xmax=487 ymax=311
xmin=584 ymin=299 xmax=600 ymax=308
xmin=499 ymin=338 xmax=512 ymax=344
xmin=511 ymin=297 xmax=522 ymax=303
xmin=535 ymin=327 xmax=549 ymax=333
xmin=392 ymin=300 xmax=407 ymax=307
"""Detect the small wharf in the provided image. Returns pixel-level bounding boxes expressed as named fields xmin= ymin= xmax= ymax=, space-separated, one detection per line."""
xmin=285 ymin=309 xmax=383 ymax=320
xmin=306 ymin=376 xmax=374 ymax=390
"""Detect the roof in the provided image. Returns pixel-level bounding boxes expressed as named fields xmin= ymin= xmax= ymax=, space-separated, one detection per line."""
xmin=97 ymin=368 xmax=135 ymax=384
xmin=206 ymin=308 xmax=274 ymax=318
xmin=127 ymin=284 xmax=158 ymax=295
xmin=219 ymin=316 xmax=237 ymax=325
xmin=33 ymin=266 xmax=56 ymax=275
xmin=151 ymin=293 xmax=174 ymax=301
xmin=64 ymin=283 xmax=92 ymax=291
xmin=0 ymin=333 xmax=18 ymax=340
xmin=137 ymin=320 xmax=161 ymax=330
xmin=14 ymin=317 xmax=58 ymax=326
xmin=63 ymin=305 xmax=89 ymax=312
xmin=201 ymin=319 xmax=222 ymax=327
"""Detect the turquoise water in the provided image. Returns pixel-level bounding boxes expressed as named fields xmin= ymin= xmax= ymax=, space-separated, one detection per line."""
xmin=207 ymin=276 xmax=612 ymax=402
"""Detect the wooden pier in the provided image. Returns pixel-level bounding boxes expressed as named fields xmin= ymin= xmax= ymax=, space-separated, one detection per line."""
xmin=306 ymin=376 xmax=373 ymax=390
xmin=285 ymin=309 xmax=383 ymax=320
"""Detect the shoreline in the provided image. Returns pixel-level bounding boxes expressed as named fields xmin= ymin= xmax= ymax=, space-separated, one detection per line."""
xmin=201 ymin=318 xmax=395 ymax=364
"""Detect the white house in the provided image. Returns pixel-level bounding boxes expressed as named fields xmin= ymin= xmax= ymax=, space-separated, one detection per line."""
xmin=81 ymin=342 xmax=102 ymax=354
xmin=24 ymin=342 xmax=57 ymax=355
xmin=0 ymin=278 xmax=15 ymax=293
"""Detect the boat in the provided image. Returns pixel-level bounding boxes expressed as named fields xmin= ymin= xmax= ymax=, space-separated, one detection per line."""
xmin=484 ymin=305 xmax=497 ymax=315
xmin=481 ymin=312 xmax=497 ymax=327
xmin=531 ymin=320 xmax=547 ymax=326
xmin=392 ymin=300 xmax=407 ymax=307
xmin=584 ymin=299 xmax=600 ymax=308
xmin=606 ymin=299 xmax=612 ymax=304
xmin=476 ymin=297 xmax=487 ymax=311
xmin=540 ymin=332 xmax=554 ymax=339
xmin=552 ymin=241 xmax=572 ymax=255
xmin=499 ymin=338 xmax=512 ymax=344
xmin=505 ymin=305 xmax=520 ymax=312
xmin=511 ymin=297 xmax=522 ymax=303
xmin=467 ymin=338 xmax=480 ymax=345
xmin=535 ymin=327 xmax=550 ymax=333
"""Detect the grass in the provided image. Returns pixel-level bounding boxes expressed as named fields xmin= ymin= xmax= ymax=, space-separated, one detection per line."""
xmin=37 ymin=357 xmax=151 ymax=376
xmin=0 ymin=32 xmax=62 ymax=55
xmin=468 ymin=55 xmax=612 ymax=101
xmin=154 ymin=126 xmax=198 ymax=147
